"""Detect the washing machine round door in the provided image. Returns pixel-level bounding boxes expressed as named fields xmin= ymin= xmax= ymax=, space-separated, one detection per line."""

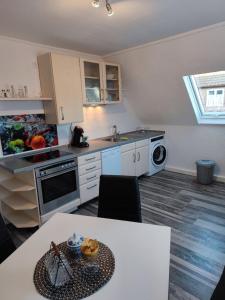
xmin=152 ymin=144 xmax=167 ymax=166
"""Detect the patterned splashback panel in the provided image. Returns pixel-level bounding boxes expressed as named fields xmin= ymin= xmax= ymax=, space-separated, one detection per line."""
xmin=0 ymin=114 xmax=58 ymax=156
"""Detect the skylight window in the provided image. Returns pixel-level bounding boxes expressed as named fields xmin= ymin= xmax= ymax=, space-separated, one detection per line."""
xmin=183 ymin=71 xmax=225 ymax=124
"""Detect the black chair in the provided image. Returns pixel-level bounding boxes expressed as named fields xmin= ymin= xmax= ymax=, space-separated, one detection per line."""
xmin=0 ymin=214 xmax=16 ymax=263
xmin=98 ymin=175 xmax=142 ymax=223
xmin=211 ymin=267 xmax=225 ymax=299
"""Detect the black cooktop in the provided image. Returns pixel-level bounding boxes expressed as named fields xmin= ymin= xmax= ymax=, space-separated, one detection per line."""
xmin=22 ymin=150 xmax=72 ymax=164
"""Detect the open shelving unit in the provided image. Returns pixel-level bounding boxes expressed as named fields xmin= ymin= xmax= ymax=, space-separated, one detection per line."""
xmin=2 ymin=203 xmax=39 ymax=228
xmin=0 ymin=97 xmax=52 ymax=101
xmin=0 ymin=168 xmax=40 ymax=229
xmin=2 ymin=178 xmax=35 ymax=192
xmin=85 ymin=76 xmax=100 ymax=80
xmin=1 ymin=194 xmax=37 ymax=210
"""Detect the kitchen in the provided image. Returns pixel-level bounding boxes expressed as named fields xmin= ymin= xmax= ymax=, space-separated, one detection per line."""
xmin=0 ymin=1 xmax=225 ymax=300
xmin=0 ymin=49 xmax=166 ymax=227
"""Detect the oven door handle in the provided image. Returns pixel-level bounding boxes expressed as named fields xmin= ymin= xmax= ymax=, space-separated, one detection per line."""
xmin=37 ymin=167 xmax=77 ymax=181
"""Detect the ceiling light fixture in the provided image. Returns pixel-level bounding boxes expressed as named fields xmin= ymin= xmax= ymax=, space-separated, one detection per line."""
xmin=105 ymin=0 xmax=114 ymax=16
xmin=91 ymin=0 xmax=114 ymax=16
xmin=91 ymin=0 xmax=100 ymax=8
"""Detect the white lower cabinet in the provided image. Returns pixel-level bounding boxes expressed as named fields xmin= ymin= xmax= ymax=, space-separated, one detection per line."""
xmin=79 ymin=169 xmax=101 ymax=186
xmin=78 ymin=152 xmax=101 ymax=205
xmin=121 ymin=140 xmax=149 ymax=176
xmin=78 ymin=140 xmax=149 ymax=205
xmin=80 ymin=179 xmax=100 ymax=205
xmin=121 ymin=149 xmax=136 ymax=176
xmin=135 ymin=146 xmax=149 ymax=177
xmin=78 ymin=160 xmax=101 ymax=176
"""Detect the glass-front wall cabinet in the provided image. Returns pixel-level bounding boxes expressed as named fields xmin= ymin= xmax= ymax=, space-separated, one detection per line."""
xmin=82 ymin=61 xmax=102 ymax=104
xmin=104 ymin=64 xmax=121 ymax=103
xmin=81 ymin=59 xmax=121 ymax=105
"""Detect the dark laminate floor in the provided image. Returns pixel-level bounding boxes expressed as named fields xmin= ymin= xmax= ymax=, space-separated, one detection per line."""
xmin=75 ymin=170 xmax=225 ymax=300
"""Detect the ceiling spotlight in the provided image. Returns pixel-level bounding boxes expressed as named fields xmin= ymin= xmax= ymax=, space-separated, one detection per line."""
xmin=91 ymin=0 xmax=100 ymax=8
xmin=91 ymin=0 xmax=114 ymax=16
xmin=106 ymin=1 xmax=114 ymax=16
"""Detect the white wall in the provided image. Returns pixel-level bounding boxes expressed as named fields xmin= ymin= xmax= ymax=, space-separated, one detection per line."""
xmin=146 ymin=124 xmax=225 ymax=181
xmin=0 ymin=36 xmax=141 ymax=152
xmin=106 ymin=23 xmax=225 ymax=179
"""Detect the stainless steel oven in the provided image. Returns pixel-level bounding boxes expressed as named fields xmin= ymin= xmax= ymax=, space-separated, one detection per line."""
xmin=35 ymin=158 xmax=79 ymax=216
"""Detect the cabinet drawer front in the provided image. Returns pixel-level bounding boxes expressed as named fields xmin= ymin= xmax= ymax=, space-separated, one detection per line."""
xmin=79 ymin=160 xmax=101 ymax=176
xmin=136 ymin=139 xmax=149 ymax=148
xmin=79 ymin=169 xmax=101 ymax=186
xmin=80 ymin=179 xmax=99 ymax=204
xmin=121 ymin=142 xmax=136 ymax=153
xmin=78 ymin=152 xmax=101 ymax=166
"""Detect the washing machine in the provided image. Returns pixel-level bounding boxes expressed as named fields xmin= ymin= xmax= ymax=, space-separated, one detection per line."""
xmin=148 ymin=135 xmax=167 ymax=176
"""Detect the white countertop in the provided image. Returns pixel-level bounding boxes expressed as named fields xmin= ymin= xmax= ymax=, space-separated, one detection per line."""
xmin=0 ymin=213 xmax=171 ymax=300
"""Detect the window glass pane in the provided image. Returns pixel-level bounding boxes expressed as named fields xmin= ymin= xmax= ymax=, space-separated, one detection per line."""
xmin=193 ymin=71 xmax=225 ymax=114
xmin=208 ymin=90 xmax=214 ymax=95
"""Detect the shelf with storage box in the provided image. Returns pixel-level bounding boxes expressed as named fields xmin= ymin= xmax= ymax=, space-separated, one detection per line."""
xmin=85 ymin=76 xmax=100 ymax=80
xmin=0 ymin=97 xmax=52 ymax=101
xmin=80 ymin=59 xmax=122 ymax=105
xmin=0 ymin=84 xmax=52 ymax=101
xmin=104 ymin=63 xmax=121 ymax=103
xmin=0 ymin=168 xmax=40 ymax=229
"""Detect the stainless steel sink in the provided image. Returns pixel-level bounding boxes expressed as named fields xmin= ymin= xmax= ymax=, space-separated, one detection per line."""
xmin=126 ymin=130 xmax=149 ymax=137
xmin=102 ymin=137 xmax=118 ymax=142
xmin=102 ymin=136 xmax=130 ymax=143
xmin=102 ymin=130 xmax=150 ymax=143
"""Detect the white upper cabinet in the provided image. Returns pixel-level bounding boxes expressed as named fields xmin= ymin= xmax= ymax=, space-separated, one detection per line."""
xmin=80 ymin=59 xmax=122 ymax=105
xmin=38 ymin=53 xmax=84 ymax=124
xmin=80 ymin=59 xmax=104 ymax=105
xmin=103 ymin=63 xmax=122 ymax=104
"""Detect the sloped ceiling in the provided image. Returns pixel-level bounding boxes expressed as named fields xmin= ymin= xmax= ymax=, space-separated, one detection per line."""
xmin=0 ymin=0 xmax=225 ymax=55
xmin=106 ymin=24 xmax=225 ymax=125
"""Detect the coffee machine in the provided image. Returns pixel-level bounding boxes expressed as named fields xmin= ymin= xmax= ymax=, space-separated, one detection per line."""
xmin=71 ymin=126 xmax=89 ymax=148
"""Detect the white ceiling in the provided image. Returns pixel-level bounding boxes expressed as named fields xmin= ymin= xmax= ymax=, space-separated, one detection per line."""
xmin=0 ymin=0 xmax=225 ymax=55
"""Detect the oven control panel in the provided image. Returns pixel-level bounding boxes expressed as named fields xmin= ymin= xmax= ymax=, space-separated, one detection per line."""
xmin=36 ymin=159 xmax=77 ymax=178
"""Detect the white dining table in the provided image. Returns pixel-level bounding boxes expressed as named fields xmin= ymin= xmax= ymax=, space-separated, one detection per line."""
xmin=0 ymin=213 xmax=171 ymax=300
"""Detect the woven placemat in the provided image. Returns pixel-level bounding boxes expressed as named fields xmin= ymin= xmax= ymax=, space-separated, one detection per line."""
xmin=33 ymin=241 xmax=115 ymax=300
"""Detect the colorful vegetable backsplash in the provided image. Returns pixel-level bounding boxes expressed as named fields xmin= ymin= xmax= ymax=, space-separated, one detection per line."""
xmin=0 ymin=114 xmax=58 ymax=156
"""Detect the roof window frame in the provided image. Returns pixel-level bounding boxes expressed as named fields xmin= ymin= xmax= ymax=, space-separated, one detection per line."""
xmin=183 ymin=75 xmax=225 ymax=125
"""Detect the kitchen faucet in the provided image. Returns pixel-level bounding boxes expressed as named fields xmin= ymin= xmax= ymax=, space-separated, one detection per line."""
xmin=112 ymin=125 xmax=119 ymax=140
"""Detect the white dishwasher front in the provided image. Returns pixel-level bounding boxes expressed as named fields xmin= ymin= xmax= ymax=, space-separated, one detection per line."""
xmin=101 ymin=147 xmax=121 ymax=175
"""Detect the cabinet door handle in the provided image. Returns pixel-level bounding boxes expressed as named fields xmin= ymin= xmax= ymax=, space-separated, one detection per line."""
xmin=133 ymin=153 xmax=136 ymax=163
xmin=137 ymin=152 xmax=141 ymax=161
xmin=86 ymin=166 xmax=96 ymax=171
xmin=87 ymin=175 xmax=97 ymax=181
xmin=60 ymin=106 xmax=65 ymax=121
xmin=85 ymin=157 xmax=96 ymax=161
xmin=87 ymin=184 xmax=97 ymax=190
xmin=100 ymin=89 xmax=104 ymax=101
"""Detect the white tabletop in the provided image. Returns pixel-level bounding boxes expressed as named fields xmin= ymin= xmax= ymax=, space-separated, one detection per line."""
xmin=0 ymin=213 xmax=171 ymax=300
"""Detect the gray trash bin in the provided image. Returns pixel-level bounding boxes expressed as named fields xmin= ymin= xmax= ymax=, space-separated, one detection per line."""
xmin=196 ymin=160 xmax=216 ymax=185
